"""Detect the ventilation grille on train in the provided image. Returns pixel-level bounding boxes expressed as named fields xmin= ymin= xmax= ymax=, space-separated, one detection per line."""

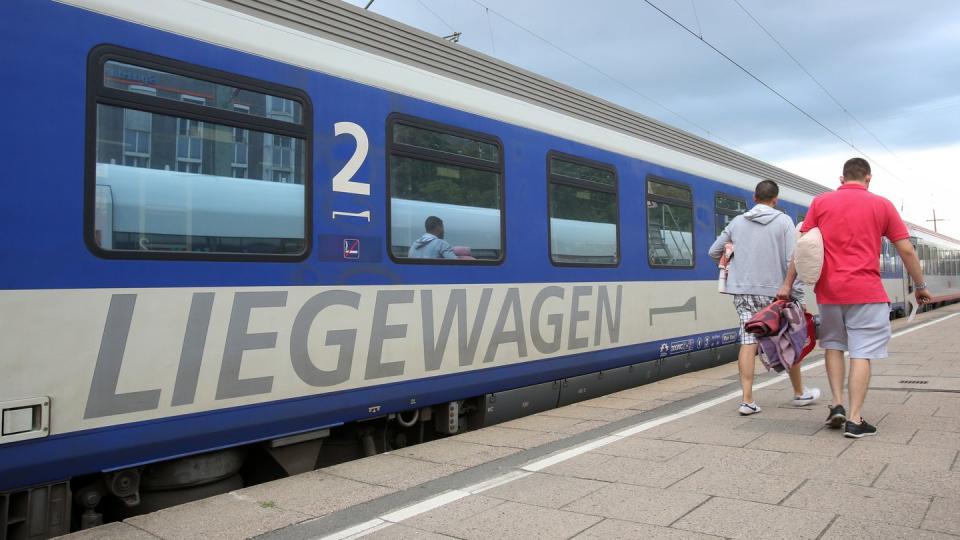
xmin=0 ymin=482 xmax=70 ymax=540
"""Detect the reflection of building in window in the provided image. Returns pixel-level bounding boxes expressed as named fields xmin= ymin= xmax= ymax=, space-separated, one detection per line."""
xmin=176 ymin=95 xmax=205 ymax=173
xmin=267 ymin=95 xmax=295 ymax=122
xmin=647 ymin=178 xmax=694 ymax=267
xmin=714 ymin=193 xmax=746 ymax=237
xmin=231 ymin=104 xmax=249 ymax=178
xmin=547 ymin=154 xmax=618 ymax=265
xmin=263 ymin=134 xmax=295 ymax=183
xmin=388 ymin=119 xmax=503 ymax=261
xmin=122 ymin=85 xmax=156 ymax=168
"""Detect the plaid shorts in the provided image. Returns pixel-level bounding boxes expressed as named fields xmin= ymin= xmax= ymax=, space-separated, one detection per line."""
xmin=734 ymin=294 xmax=777 ymax=345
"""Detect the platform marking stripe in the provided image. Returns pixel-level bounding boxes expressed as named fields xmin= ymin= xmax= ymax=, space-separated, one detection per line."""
xmin=892 ymin=312 xmax=958 ymax=338
xmin=379 ymin=490 xmax=471 ymax=523
xmin=467 ymin=470 xmax=533 ymax=494
xmin=520 ymin=435 xmax=622 ymax=472
xmin=326 ymin=310 xmax=959 ymax=539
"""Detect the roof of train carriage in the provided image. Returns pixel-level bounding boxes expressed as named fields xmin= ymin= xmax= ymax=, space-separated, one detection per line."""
xmin=205 ymin=0 xmax=830 ymax=198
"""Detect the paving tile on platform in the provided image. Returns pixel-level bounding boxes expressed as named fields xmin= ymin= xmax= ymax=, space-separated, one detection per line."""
xmin=545 ymin=453 xmax=702 ymax=489
xmin=782 ymin=480 xmax=932 ymax=527
xmin=863 ymin=389 xmax=913 ymax=404
xmin=880 ymin=412 xmax=960 ymax=433
xmin=451 ymin=426 xmax=564 ymax=449
xmin=578 ymin=395 xmax=658 ymax=410
xmin=669 ymin=443 xmax=783 ymax=472
xmin=563 ymin=483 xmax=708 ymax=526
xmin=673 ymin=497 xmax=832 ymax=539
xmin=436 ymin=500 xmax=601 ymax=540
xmin=538 ymin=404 xmax=636 ymax=422
xmin=909 ymin=429 xmax=960 ymax=450
xmin=125 ymin=492 xmax=308 ymax=540
xmin=238 ymin=471 xmax=395 ymax=517
xmin=364 ymin=524 xmax=458 ymax=539
xmin=669 ymin=466 xmax=804 ymax=504
xmin=839 ymin=440 xmax=957 ymax=470
xmin=821 ymin=515 xmax=957 ymax=540
xmin=403 ymin=495 xmax=505 ymax=534
xmin=733 ymin=417 xmax=822 ymax=436
xmin=498 ymin=414 xmax=590 ymax=433
xmin=593 ymin=436 xmax=692 ymax=461
xmin=747 ymin=431 xmax=852 ymax=457
xmin=761 ymin=452 xmax=885 ymax=487
xmin=482 ymin=472 xmax=607 ymax=508
xmin=873 ymin=464 xmax=960 ymax=498
xmin=666 ymin=423 xmax=765 ymax=447
xmin=389 ymin=438 xmax=519 ymax=468
xmin=63 ymin=522 xmax=158 ymax=540
xmin=923 ymin=497 xmax=960 ymax=536
xmin=934 ymin=400 xmax=960 ymax=418
xmin=572 ymin=518 xmax=722 ymax=539
xmin=324 ymin=454 xmax=464 ymax=490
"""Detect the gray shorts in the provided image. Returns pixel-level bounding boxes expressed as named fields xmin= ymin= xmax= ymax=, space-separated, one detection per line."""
xmin=818 ymin=303 xmax=891 ymax=359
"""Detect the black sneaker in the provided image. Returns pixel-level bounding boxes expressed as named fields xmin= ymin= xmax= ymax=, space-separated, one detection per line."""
xmin=844 ymin=418 xmax=878 ymax=438
xmin=825 ymin=405 xmax=846 ymax=428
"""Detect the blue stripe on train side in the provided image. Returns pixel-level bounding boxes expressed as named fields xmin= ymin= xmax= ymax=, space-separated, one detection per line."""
xmin=0 ymin=0 xmax=807 ymax=292
xmin=0 ymin=327 xmax=737 ymax=491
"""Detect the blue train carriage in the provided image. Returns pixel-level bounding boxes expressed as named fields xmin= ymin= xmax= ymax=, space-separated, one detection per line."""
xmin=0 ymin=0 xmax=850 ymax=534
xmin=905 ymin=224 xmax=960 ymax=311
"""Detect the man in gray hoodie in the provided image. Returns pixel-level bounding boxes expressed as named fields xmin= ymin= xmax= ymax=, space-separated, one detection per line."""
xmin=408 ymin=216 xmax=458 ymax=259
xmin=709 ymin=180 xmax=819 ymax=415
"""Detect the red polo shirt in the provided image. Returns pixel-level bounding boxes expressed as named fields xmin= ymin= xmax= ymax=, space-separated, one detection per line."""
xmin=800 ymin=183 xmax=909 ymax=304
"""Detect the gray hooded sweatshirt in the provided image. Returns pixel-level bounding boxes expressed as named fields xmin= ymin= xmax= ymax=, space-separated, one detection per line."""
xmin=708 ymin=204 xmax=804 ymax=300
xmin=408 ymin=233 xmax=457 ymax=259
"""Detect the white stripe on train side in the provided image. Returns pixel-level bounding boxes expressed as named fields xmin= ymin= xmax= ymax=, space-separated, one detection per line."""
xmin=0 ymin=281 xmax=739 ymax=435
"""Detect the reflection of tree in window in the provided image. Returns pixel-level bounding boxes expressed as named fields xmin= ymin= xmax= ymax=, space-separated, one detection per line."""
xmin=391 ymin=157 xmax=499 ymax=209
xmin=548 ymin=156 xmax=618 ymax=265
xmin=647 ymin=179 xmax=693 ymax=267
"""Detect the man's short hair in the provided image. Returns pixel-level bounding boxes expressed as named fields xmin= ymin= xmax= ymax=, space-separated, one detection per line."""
xmin=424 ymin=215 xmax=443 ymax=233
xmin=754 ymin=179 xmax=779 ymax=202
xmin=843 ymin=157 xmax=871 ymax=180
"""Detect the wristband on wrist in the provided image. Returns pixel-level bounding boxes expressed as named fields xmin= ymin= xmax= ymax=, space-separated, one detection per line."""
xmin=915 ymin=282 xmax=928 ymax=290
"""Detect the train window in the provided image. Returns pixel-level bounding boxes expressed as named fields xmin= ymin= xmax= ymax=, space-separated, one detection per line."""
xmin=87 ymin=46 xmax=311 ymax=259
xmin=647 ymin=177 xmax=694 ymax=267
xmin=714 ymin=193 xmax=747 ymax=236
xmin=547 ymin=153 xmax=619 ymax=265
xmin=388 ymin=116 xmax=504 ymax=263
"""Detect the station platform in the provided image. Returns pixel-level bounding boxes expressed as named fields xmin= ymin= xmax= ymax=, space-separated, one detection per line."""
xmin=64 ymin=304 xmax=960 ymax=540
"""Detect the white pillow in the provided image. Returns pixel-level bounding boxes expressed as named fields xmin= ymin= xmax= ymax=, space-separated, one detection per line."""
xmin=795 ymin=226 xmax=824 ymax=286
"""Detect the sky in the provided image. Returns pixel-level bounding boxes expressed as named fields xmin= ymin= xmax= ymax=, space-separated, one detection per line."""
xmin=342 ymin=0 xmax=960 ymax=239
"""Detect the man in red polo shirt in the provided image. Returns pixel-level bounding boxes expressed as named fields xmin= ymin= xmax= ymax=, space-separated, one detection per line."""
xmin=780 ymin=158 xmax=931 ymax=438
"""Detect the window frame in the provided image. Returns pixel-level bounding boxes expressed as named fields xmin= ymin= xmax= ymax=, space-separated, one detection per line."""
xmin=646 ymin=175 xmax=696 ymax=269
xmin=545 ymin=150 xmax=620 ymax=267
xmin=713 ymin=192 xmax=747 ymax=238
xmin=385 ymin=113 xmax=506 ymax=265
xmin=84 ymin=44 xmax=313 ymax=261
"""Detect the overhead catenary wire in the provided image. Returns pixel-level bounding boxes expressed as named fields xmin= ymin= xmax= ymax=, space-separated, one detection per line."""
xmin=414 ymin=0 xmax=457 ymax=34
xmin=642 ymin=0 xmax=906 ymax=186
xmin=465 ymin=0 xmax=743 ymax=150
xmin=730 ymin=0 xmax=909 ymax=181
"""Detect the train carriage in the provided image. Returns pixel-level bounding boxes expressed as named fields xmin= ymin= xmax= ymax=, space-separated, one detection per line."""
xmin=1 ymin=0 xmax=958 ymax=535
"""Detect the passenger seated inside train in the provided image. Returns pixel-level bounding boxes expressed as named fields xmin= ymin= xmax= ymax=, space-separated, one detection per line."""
xmin=453 ymin=246 xmax=476 ymax=260
xmin=408 ymin=215 xmax=458 ymax=259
